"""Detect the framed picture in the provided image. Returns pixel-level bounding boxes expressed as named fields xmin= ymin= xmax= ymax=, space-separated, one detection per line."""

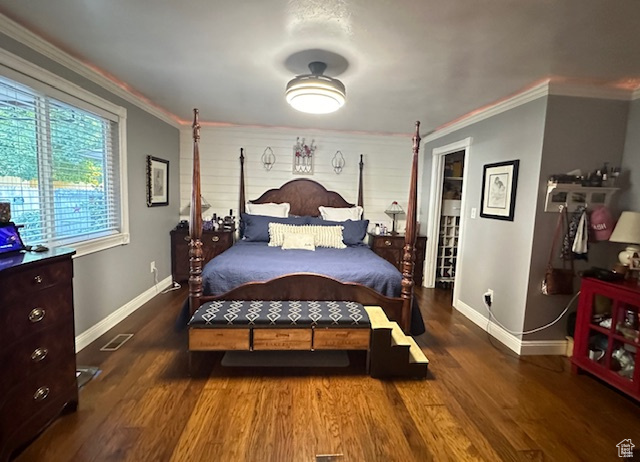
xmin=146 ymin=156 xmax=169 ymax=207
xmin=480 ymin=160 xmax=519 ymax=221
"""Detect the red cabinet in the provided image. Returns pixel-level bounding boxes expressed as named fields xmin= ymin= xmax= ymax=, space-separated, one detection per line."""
xmin=572 ymin=277 xmax=640 ymax=400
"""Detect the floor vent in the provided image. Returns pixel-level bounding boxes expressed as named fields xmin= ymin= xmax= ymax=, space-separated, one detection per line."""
xmin=100 ymin=333 xmax=133 ymax=351
xmin=316 ymin=455 xmax=344 ymax=462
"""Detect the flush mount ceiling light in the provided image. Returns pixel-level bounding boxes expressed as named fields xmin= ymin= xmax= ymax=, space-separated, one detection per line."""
xmin=285 ymin=61 xmax=346 ymax=114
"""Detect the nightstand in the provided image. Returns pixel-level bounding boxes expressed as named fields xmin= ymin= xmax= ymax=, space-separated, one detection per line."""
xmin=368 ymin=233 xmax=427 ymax=286
xmin=170 ymin=228 xmax=234 ymax=282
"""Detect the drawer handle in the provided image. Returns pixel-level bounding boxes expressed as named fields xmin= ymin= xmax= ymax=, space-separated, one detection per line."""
xmin=29 ymin=308 xmax=46 ymax=323
xmin=33 ymin=386 xmax=50 ymax=401
xmin=211 ymin=236 xmax=220 ymax=242
xmin=384 ymin=240 xmax=392 ymax=246
xmin=34 ymin=275 xmax=43 ymax=284
xmin=183 ymin=235 xmax=191 ymax=242
xmin=31 ymin=347 xmax=49 ymax=362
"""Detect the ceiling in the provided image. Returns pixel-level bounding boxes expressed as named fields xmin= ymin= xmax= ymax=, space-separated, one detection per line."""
xmin=1 ymin=0 xmax=640 ymax=136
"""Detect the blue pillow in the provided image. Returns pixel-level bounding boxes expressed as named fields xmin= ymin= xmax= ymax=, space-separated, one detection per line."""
xmin=308 ymin=217 xmax=369 ymax=246
xmin=242 ymin=213 xmax=309 ymax=242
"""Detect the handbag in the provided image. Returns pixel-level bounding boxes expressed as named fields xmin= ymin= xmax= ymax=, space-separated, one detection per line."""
xmin=542 ymin=206 xmax=575 ymax=295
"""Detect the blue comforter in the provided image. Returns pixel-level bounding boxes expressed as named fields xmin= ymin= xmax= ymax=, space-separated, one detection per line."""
xmin=202 ymin=241 xmax=402 ymax=297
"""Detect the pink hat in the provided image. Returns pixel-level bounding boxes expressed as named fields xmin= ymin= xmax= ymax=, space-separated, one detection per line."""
xmin=590 ymin=206 xmax=615 ymax=241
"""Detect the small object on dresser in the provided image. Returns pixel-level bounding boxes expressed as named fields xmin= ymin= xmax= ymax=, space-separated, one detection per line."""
xmin=0 ymin=202 xmax=10 ymax=223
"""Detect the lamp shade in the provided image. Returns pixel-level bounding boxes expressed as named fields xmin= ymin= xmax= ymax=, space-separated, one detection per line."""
xmin=609 ymin=211 xmax=640 ymax=266
xmin=385 ymin=201 xmax=404 ymax=215
xmin=609 ymin=211 xmax=640 ymax=244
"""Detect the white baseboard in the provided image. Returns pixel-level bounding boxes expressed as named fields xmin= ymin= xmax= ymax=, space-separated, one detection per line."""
xmin=75 ymin=276 xmax=173 ymax=352
xmin=453 ymin=299 xmax=567 ymax=356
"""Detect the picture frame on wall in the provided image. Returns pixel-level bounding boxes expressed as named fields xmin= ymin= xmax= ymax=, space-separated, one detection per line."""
xmin=146 ymin=155 xmax=169 ymax=207
xmin=480 ymin=159 xmax=519 ymax=221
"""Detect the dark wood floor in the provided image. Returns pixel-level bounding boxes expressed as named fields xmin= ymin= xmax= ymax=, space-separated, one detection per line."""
xmin=14 ymin=287 xmax=640 ymax=462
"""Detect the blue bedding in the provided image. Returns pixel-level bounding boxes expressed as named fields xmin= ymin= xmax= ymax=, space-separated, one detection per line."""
xmin=202 ymin=241 xmax=402 ymax=297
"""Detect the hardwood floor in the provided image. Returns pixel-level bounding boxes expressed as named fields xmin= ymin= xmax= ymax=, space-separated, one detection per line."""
xmin=13 ymin=287 xmax=640 ymax=462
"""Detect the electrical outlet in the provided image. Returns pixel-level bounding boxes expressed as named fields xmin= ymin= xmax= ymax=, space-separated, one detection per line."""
xmin=471 ymin=207 xmax=477 ymax=219
xmin=484 ymin=289 xmax=494 ymax=305
xmin=150 ymin=261 xmax=156 ymax=273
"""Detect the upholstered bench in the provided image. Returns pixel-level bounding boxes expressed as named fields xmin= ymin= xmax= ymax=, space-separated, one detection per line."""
xmin=188 ymin=300 xmax=371 ymax=351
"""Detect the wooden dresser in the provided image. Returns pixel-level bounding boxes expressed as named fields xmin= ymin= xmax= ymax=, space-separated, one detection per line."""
xmin=170 ymin=227 xmax=234 ymax=282
xmin=0 ymin=248 xmax=77 ymax=462
xmin=368 ymin=233 xmax=427 ymax=286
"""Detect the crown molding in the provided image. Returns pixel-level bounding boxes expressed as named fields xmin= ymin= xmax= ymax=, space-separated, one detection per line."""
xmin=424 ymin=80 xmax=637 ymax=143
xmin=0 ymin=13 xmax=181 ymax=128
xmin=423 ymin=81 xmax=550 ymax=143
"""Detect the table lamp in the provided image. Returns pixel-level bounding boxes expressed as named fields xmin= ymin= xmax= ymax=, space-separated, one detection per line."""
xmin=385 ymin=201 xmax=404 ymax=235
xmin=609 ymin=211 xmax=640 ymax=266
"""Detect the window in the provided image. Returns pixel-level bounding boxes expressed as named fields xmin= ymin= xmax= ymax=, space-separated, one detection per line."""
xmin=0 ymin=52 xmax=128 ymax=256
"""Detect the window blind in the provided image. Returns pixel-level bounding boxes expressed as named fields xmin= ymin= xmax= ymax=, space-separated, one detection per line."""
xmin=0 ymin=76 xmax=121 ymax=247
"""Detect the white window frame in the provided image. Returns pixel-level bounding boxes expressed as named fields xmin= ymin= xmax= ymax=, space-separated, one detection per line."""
xmin=0 ymin=48 xmax=129 ymax=257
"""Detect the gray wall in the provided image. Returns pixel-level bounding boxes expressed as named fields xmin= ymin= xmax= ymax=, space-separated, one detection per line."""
xmin=0 ymin=35 xmax=180 ymax=334
xmin=421 ymin=98 xmax=548 ymax=337
xmin=620 ymin=98 xmax=640 ymax=211
xmin=524 ymin=96 xmax=629 ymax=340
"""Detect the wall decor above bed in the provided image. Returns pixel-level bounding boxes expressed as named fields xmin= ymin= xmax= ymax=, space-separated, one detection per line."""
xmin=293 ymin=137 xmax=315 ymax=175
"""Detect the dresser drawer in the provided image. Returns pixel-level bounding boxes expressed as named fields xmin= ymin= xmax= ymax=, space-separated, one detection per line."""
xmin=0 ymin=284 xmax=73 ymax=348
xmin=0 ymin=359 xmax=77 ymax=438
xmin=0 ymin=321 xmax=75 ymax=396
xmin=372 ymin=236 xmax=404 ymax=250
xmin=0 ymin=258 xmax=73 ymax=304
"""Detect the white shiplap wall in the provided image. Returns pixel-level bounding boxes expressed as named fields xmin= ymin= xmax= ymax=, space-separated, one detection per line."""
xmin=179 ymin=125 xmax=421 ymax=233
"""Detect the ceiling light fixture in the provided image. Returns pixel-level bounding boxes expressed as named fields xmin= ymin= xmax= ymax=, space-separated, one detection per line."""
xmin=285 ymin=61 xmax=346 ymax=114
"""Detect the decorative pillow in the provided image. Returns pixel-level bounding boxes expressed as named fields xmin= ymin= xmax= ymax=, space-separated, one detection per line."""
xmin=308 ymin=217 xmax=369 ymax=246
xmin=318 ymin=205 xmax=363 ymax=221
xmin=268 ymin=223 xmax=346 ymax=249
xmin=281 ymin=233 xmax=315 ymax=251
xmin=242 ymin=213 xmax=308 ymax=242
xmin=245 ymin=202 xmax=290 ymax=217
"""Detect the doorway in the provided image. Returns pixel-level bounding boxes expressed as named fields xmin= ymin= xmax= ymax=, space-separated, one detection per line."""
xmin=425 ymin=138 xmax=471 ymax=302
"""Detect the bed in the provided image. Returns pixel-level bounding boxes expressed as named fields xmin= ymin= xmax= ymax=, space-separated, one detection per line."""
xmin=186 ymin=109 xmax=423 ymax=334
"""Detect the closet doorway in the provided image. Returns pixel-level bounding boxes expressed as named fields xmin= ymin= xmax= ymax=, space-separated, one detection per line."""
xmin=425 ymin=138 xmax=470 ymax=301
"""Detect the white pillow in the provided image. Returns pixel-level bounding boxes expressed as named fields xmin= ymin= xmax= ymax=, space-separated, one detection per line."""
xmin=318 ymin=205 xmax=363 ymax=222
xmin=245 ymin=202 xmax=290 ymax=217
xmin=268 ymin=223 xmax=346 ymax=249
xmin=281 ymin=233 xmax=315 ymax=251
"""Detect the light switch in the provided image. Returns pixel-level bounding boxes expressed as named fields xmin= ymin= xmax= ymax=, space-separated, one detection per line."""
xmin=470 ymin=207 xmax=477 ymax=219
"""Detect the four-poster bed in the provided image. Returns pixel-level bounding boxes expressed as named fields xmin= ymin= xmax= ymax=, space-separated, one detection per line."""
xmin=187 ymin=109 xmax=422 ymax=334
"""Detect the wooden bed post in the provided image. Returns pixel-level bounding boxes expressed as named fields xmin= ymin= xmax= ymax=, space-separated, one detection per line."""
xmin=189 ymin=109 xmax=203 ymax=315
xmin=239 ymin=148 xmax=245 ymax=215
xmin=400 ymin=121 xmax=421 ymax=332
xmin=357 ymin=154 xmax=364 ymax=208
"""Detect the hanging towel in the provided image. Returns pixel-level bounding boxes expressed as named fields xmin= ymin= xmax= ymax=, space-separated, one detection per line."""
xmin=572 ymin=209 xmax=589 ymax=259
xmin=562 ymin=206 xmax=589 ymax=261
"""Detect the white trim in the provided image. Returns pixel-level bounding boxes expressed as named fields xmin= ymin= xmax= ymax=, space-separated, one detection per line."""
xmin=71 ymin=232 xmax=130 ymax=258
xmin=74 ymin=276 xmax=173 ymax=351
xmin=425 ymin=138 xmax=471 ymax=289
xmin=519 ymin=339 xmax=569 ymax=356
xmin=453 ymin=299 xmax=568 ymax=356
xmin=0 ymin=13 xmax=180 ymax=128
xmin=454 ymin=299 xmax=522 ymax=354
xmin=423 ymin=80 xmax=637 ymax=143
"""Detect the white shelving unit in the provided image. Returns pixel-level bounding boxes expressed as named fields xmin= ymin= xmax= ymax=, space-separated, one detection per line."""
xmin=436 ymin=200 xmax=460 ymax=288
xmin=545 ymin=183 xmax=619 ymax=212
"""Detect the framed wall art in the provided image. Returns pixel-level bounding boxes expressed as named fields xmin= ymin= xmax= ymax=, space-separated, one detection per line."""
xmin=146 ymin=155 xmax=169 ymax=207
xmin=480 ymin=159 xmax=519 ymax=221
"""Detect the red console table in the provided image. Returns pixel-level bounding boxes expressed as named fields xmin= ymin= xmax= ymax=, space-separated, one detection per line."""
xmin=572 ymin=277 xmax=640 ymax=400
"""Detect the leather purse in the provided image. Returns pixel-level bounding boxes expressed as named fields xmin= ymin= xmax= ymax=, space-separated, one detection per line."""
xmin=542 ymin=207 xmax=575 ymax=295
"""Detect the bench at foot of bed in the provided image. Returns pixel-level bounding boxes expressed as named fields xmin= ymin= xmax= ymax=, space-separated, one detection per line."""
xmin=188 ymin=301 xmax=428 ymax=378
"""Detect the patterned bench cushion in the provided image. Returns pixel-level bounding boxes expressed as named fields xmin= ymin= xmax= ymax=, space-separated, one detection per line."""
xmin=189 ymin=301 xmax=370 ymax=328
